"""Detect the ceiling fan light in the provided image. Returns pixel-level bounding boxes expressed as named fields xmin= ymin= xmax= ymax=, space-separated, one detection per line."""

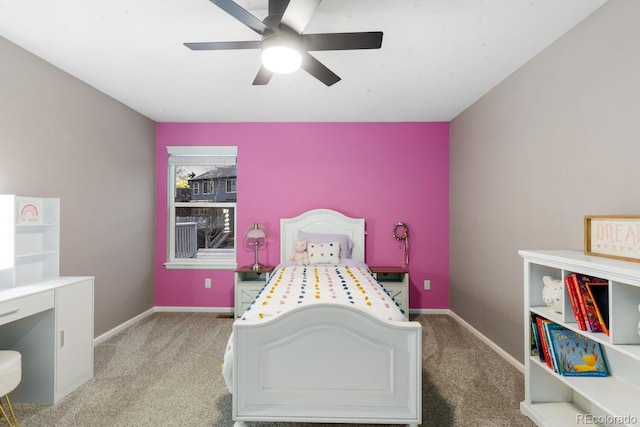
xmin=262 ymin=46 xmax=302 ymax=74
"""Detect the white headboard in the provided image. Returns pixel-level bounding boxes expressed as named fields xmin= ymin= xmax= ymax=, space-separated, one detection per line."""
xmin=280 ymin=209 xmax=365 ymax=263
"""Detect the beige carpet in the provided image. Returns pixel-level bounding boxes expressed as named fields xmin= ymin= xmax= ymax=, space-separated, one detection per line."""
xmin=13 ymin=312 xmax=535 ymax=427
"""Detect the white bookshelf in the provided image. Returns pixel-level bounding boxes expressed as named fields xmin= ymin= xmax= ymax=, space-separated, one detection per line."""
xmin=0 ymin=195 xmax=60 ymax=289
xmin=520 ymin=250 xmax=640 ymax=427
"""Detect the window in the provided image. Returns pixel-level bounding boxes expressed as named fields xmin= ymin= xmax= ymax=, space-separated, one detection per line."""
xmin=203 ymin=180 xmax=214 ymax=194
xmin=226 ymin=178 xmax=237 ymax=193
xmin=165 ymin=146 xmax=237 ymax=269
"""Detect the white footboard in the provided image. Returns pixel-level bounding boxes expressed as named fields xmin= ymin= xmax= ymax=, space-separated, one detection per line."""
xmin=232 ymin=303 xmax=422 ymax=425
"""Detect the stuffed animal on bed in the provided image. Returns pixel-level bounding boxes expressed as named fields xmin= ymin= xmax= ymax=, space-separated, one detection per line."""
xmin=291 ymin=239 xmax=309 ymax=266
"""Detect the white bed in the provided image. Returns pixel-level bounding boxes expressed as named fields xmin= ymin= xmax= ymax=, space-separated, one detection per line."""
xmin=230 ymin=209 xmax=423 ymax=426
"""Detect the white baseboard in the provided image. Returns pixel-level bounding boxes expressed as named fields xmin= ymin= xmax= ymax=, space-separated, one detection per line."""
xmin=409 ymin=308 xmax=450 ymax=315
xmin=95 ymin=306 xmax=524 ymax=374
xmin=93 ymin=306 xmax=234 ymax=346
xmin=154 ymin=306 xmax=233 ymax=314
xmin=93 ymin=307 xmax=156 ymax=346
xmin=447 ymin=310 xmax=524 ymax=373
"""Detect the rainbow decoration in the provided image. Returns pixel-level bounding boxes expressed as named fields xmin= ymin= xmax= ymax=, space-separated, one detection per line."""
xmin=18 ymin=202 xmax=41 ymax=224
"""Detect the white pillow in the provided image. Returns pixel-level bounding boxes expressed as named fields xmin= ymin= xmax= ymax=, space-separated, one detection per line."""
xmin=297 ymin=231 xmax=353 ymax=258
xmin=307 ymin=242 xmax=341 ymax=264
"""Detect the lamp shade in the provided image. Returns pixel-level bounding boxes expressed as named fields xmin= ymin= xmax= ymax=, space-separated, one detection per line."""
xmin=245 ymin=223 xmax=267 ymax=245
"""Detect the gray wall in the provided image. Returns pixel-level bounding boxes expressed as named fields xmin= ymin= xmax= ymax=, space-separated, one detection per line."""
xmin=0 ymin=36 xmax=156 ymax=337
xmin=450 ymin=0 xmax=640 ymax=362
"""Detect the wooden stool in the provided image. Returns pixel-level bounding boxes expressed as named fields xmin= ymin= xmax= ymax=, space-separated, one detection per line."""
xmin=0 ymin=351 xmax=21 ymax=427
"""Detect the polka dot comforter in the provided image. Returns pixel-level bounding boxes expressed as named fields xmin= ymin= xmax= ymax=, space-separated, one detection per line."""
xmin=222 ymin=261 xmax=406 ymax=391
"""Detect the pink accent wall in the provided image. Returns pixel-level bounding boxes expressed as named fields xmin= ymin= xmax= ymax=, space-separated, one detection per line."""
xmin=155 ymin=122 xmax=449 ymax=310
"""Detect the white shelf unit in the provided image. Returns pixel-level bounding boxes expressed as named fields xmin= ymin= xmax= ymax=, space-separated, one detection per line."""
xmin=0 ymin=195 xmax=60 ymax=289
xmin=520 ymin=250 xmax=640 ymax=427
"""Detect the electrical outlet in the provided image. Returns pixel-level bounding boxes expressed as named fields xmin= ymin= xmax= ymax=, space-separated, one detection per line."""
xmin=205 ymin=278 xmax=212 ymax=288
xmin=424 ymin=280 xmax=430 ymax=291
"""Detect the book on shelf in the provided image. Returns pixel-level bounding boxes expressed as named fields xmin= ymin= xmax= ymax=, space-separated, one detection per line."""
xmin=586 ymin=282 xmax=610 ymax=336
xmin=564 ymin=275 xmax=586 ymax=330
xmin=529 ymin=320 xmax=539 ymax=358
xmin=547 ymin=327 xmax=609 ymax=377
xmin=534 ymin=316 xmax=554 ymax=369
xmin=542 ymin=321 xmax=567 ymax=373
xmin=569 ymin=274 xmax=590 ymax=331
xmin=530 ymin=313 xmax=545 ymax=363
xmin=571 ymin=273 xmax=607 ymax=333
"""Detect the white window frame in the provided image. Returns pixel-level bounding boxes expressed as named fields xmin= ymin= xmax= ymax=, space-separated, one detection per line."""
xmin=226 ymin=178 xmax=237 ymax=194
xmin=165 ymin=146 xmax=238 ymax=270
xmin=203 ymin=180 xmax=214 ymax=194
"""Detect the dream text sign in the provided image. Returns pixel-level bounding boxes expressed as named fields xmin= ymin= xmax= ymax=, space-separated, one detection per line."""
xmin=585 ymin=216 xmax=640 ymax=263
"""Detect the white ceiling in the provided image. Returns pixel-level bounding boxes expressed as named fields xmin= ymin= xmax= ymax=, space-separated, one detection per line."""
xmin=0 ymin=0 xmax=607 ymax=122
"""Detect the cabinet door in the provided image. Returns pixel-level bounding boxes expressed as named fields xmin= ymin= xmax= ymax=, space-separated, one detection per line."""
xmin=55 ymin=278 xmax=94 ymax=398
xmin=236 ymin=284 xmax=264 ymax=318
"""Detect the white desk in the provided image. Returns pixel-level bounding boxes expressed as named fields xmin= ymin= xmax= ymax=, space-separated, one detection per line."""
xmin=0 ymin=277 xmax=94 ymax=404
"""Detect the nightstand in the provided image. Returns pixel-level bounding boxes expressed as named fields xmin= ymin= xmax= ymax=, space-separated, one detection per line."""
xmin=234 ymin=266 xmax=274 ymax=318
xmin=369 ymin=266 xmax=409 ymax=318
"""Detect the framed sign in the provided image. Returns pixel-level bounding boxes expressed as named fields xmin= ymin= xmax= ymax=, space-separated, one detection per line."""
xmin=584 ymin=215 xmax=640 ymax=262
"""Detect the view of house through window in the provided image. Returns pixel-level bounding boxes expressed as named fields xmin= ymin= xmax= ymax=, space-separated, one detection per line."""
xmin=166 ymin=146 xmax=237 ymax=269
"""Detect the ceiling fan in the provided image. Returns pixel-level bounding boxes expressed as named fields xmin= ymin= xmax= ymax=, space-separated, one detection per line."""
xmin=184 ymin=0 xmax=383 ymax=86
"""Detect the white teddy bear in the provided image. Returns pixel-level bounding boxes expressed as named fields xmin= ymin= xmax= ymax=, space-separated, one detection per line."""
xmin=290 ymin=239 xmax=309 ymax=266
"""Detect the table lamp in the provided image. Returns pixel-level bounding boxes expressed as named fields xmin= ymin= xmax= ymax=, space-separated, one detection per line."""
xmin=244 ymin=223 xmax=268 ymax=271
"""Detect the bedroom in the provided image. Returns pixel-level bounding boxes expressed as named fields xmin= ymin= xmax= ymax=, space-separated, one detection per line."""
xmin=1 ymin=0 xmax=639 ymax=425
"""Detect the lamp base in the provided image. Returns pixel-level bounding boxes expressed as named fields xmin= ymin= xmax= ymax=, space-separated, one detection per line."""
xmin=251 ymin=242 xmax=265 ymax=272
xmin=251 ymin=262 xmax=265 ymax=272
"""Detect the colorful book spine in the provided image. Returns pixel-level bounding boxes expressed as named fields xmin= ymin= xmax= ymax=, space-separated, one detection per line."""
xmin=565 ymin=275 xmax=586 ymax=330
xmin=530 ymin=314 xmax=545 ymax=364
xmin=586 ymin=282 xmax=610 ymax=336
xmin=530 ymin=315 xmax=541 ymax=358
xmin=543 ymin=321 xmax=568 ymax=373
xmin=572 ymin=274 xmax=604 ymax=333
xmin=535 ymin=316 xmax=554 ymax=370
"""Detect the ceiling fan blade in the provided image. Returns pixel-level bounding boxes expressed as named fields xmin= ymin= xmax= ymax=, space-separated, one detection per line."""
xmin=303 ymin=31 xmax=383 ymax=51
xmin=261 ymin=0 xmax=290 ymax=29
xmin=281 ymin=0 xmax=321 ymax=33
xmin=210 ymin=0 xmax=269 ymax=35
xmin=301 ymin=52 xmax=340 ymax=86
xmin=184 ymin=41 xmax=262 ymax=50
xmin=252 ymin=65 xmax=274 ymax=85
xmin=269 ymin=0 xmax=291 ymax=19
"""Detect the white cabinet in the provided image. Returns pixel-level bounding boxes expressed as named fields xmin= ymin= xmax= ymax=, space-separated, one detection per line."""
xmin=0 ymin=277 xmax=94 ymax=404
xmin=520 ymin=250 xmax=640 ymax=427
xmin=0 ymin=195 xmax=60 ymax=289
xmin=0 ymin=195 xmax=93 ymax=404
xmin=370 ymin=266 xmax=409 ymax=318
xmin=234 ymin=266 xmax=274 ymax=318
xmin=55 ymin=278 xmax=94 ymax=401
